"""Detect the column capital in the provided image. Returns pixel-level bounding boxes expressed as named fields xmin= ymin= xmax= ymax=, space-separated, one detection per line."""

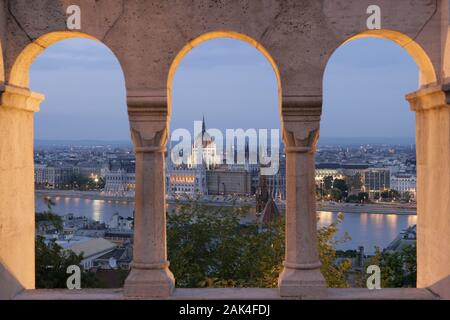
xmin=127 ymin=89 xmax=169 ymax=152
xmin=282 ymin=125 xmax=320 ymax=154
xmin=0 ymin=85 xmax=44 ymax=113
xmin=406 ymin=83 xmax=450 ymax=112
xmin=281 ymin=95 xmax=321 ymax=153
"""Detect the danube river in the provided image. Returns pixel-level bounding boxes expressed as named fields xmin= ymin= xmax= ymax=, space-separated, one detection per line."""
xmin=35 ymin=196 xmax=417 ymax=254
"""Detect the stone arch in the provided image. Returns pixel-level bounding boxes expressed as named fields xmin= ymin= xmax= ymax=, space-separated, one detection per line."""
xmin=167 ymin=31 xmax=283 ymax=124
xmin=8 ymin=31 xmax=124 ymax=88
xmin=331 ymin=29 xmax=437 ymax=86
xmin=1 ymin=32 xmax=128 ymax=298
xmin=0 ymin=39 xmax=4 ymax=84
xmin=321 ymin=28 xmax=439 ymax=293
xmin=442 ymin=27 xmax=450 ymax=80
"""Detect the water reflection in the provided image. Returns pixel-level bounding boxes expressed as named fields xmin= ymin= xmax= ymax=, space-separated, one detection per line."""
xmin=92 ymin=199 xmax=102 ymax=222
xmin=36 ymin=196 xmax=134 ymax=223
xmin=36 ymin=196 xmax=417 ymax=254
xmin=386 ymin=214 xmax=398 ymax=241
xmin=317 ymin=211 xmax=333 ymax=225
xmin=316 ymin=211 xmax=416 ymax=253
xmin=408 ymin=215 xmax=417 ymax=225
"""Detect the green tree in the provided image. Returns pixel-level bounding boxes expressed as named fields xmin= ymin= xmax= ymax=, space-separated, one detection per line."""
xmin=358 ymin=244 xmax=416 ymax=288
xmin=36 ymin=196 xmax=63 ymax=231
xmin=323 ymin=176 xmax=333 ymax=190
xmin=381 ymin=189 xmax=401 ymax=201
xmin=402 ymin=191 xmax=413 ymax=202
xmin=86 ymin=176 xmax=105 ymax=190
xmin=346 ymin=173 xmax=363 ymax=192
xmin=329 ymin=188 xmax=342 ymax=201
xmin=35 ymin=199 xmax=103 ymax=288
xmin=333 ymin=179 xmax=348 ymax=199
xmin=36 ymin=212 xmax=63 ymax=231
xmin=332 ymin=179 xmax=348 ymax=193
xmin=346 ymin=195 xmax=359 ymax=203
xmin=318 ymin=213 xmax=352 ymax=287
xmin=35 ymin=236 xmax=100 ymax=288
xmin=167 ymin=199 xmax=351 ymax=288
xmin=69 ymin=173 xmax=89 ymax=190
xmin=358 ymin=192 xmax=369 ymax=203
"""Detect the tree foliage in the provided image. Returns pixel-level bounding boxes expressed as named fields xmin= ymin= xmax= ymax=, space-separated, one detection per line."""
xmin=346 ymin=173 xmax=363 ymax=192
xmin=357 ymin=244 xmax=417 ymax=288
xmin=380 ymin=189 xmax=401 ymax=201
xmin=167 ymin=200 xmax=351 ymax=288
xmin=35 ymin=198 xmax=101 ymax=288
xmin=35 ymin=236 xmax=100 ymax=288
xmin=318 ymin=213 xmax=352 ymax=287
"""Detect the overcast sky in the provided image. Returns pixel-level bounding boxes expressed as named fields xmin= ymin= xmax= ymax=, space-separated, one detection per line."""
xmin=30 ymin=37 xmax=418 ymax=142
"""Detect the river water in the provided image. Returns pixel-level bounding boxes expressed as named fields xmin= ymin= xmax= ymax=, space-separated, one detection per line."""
xmin=35 ymin=196 xmax=417 ymax=254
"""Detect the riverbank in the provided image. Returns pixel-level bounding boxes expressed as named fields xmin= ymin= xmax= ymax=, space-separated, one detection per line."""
xmin=317 ymin=202 xmax=416 ymax=215
xmin=36 ymin=189 xmax=417 ymax=215
xmin=35 ymin=189 xmax=134 ymax=202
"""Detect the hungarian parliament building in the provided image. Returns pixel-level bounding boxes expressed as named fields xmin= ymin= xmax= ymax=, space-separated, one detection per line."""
xmin=103 ymin=120 xmax=286 ymax=200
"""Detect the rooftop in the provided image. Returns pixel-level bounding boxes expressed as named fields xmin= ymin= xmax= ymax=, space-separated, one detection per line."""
xmin=65 ymin=238 xmax=116 ymax=258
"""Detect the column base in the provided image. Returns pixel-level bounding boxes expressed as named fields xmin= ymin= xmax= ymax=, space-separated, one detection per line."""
xmin=124 ymin=266 xmax=175 ymax=298
xmin=278 ymin=263 xmax=326 ymax=298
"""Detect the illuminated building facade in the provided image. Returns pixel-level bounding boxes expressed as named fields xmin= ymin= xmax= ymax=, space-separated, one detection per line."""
xmin=103 ymin=169 xmax=136 ymax=196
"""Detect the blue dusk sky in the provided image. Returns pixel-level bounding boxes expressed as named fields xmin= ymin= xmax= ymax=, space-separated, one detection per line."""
xmin=30 ymin=37 xmax=419 ymax=142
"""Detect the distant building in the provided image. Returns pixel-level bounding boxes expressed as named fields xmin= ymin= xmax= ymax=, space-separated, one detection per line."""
xmin=104 ymin=230 xmax=133 ymax=246
xmin=255 ymin=175 xmax=269 ymax=213
xmin=340 ymin=164 xmax=370 ymax=177
xmin=258 ymin=196 xmax=281 ymax=224
xmin=35 ymin=164 xmax=75 ymax=189
xmin=315 ymin=163 xmax=368 ymax=183
xmin=103 ymin=169 xmax=135 ymax=196
xmin=107 ymin=213 xmax=134 ymax=231
xmin=166 ymin=116 xmax=217 ymax=197
xmin=187 ymin=116 xmax=221 ymax=170
xmin=206 ymin=165 xmax=252 ymax=196
xmin=166 ymin=164 xmax=207 ymax=196
xmin=315 ymin=168 xmax=343 ymax=182
xmin=362 ymin=168 xmax=390 ymax=198
xmin=58 ymin=237 xmax=117 ymax=270
xmin=266 ymin=152 xmax=286 ymax=200
xmin=390 ymin=174 xmax=416 ymax=198
xmin=62 ymin=213 xmax=89 ymax=230
xmin=94 ymin=247 xmax=132 ymax=270
xmin=76 ymin=161 xmax=104 ymax=179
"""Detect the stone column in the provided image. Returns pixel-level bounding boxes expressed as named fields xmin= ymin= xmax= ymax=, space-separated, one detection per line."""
xmin=278 ymin=96 xmax=326 ymax=297
xmin=0 ymin=85 xmax=44 ymax=299
xmin=406 ymin=84 xmax=450 ymax=299
xmin=123 ymin=91 xmax=175 ymax=297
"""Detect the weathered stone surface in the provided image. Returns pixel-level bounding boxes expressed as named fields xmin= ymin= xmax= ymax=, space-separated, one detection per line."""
xmin=13 ymin=287 xmax=439 ymax=300
xmin=1 ymin=0 xmax=450 ymax=300
xmin=0 ymin=86 xmax=44 ymax=299
xmin=406 ymin=83 xmax=450 ymax=300
xmin=279 ymin=109 xmax=326 ymax=297
xmin=1 ymin=0 xmax=446 ymax=91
